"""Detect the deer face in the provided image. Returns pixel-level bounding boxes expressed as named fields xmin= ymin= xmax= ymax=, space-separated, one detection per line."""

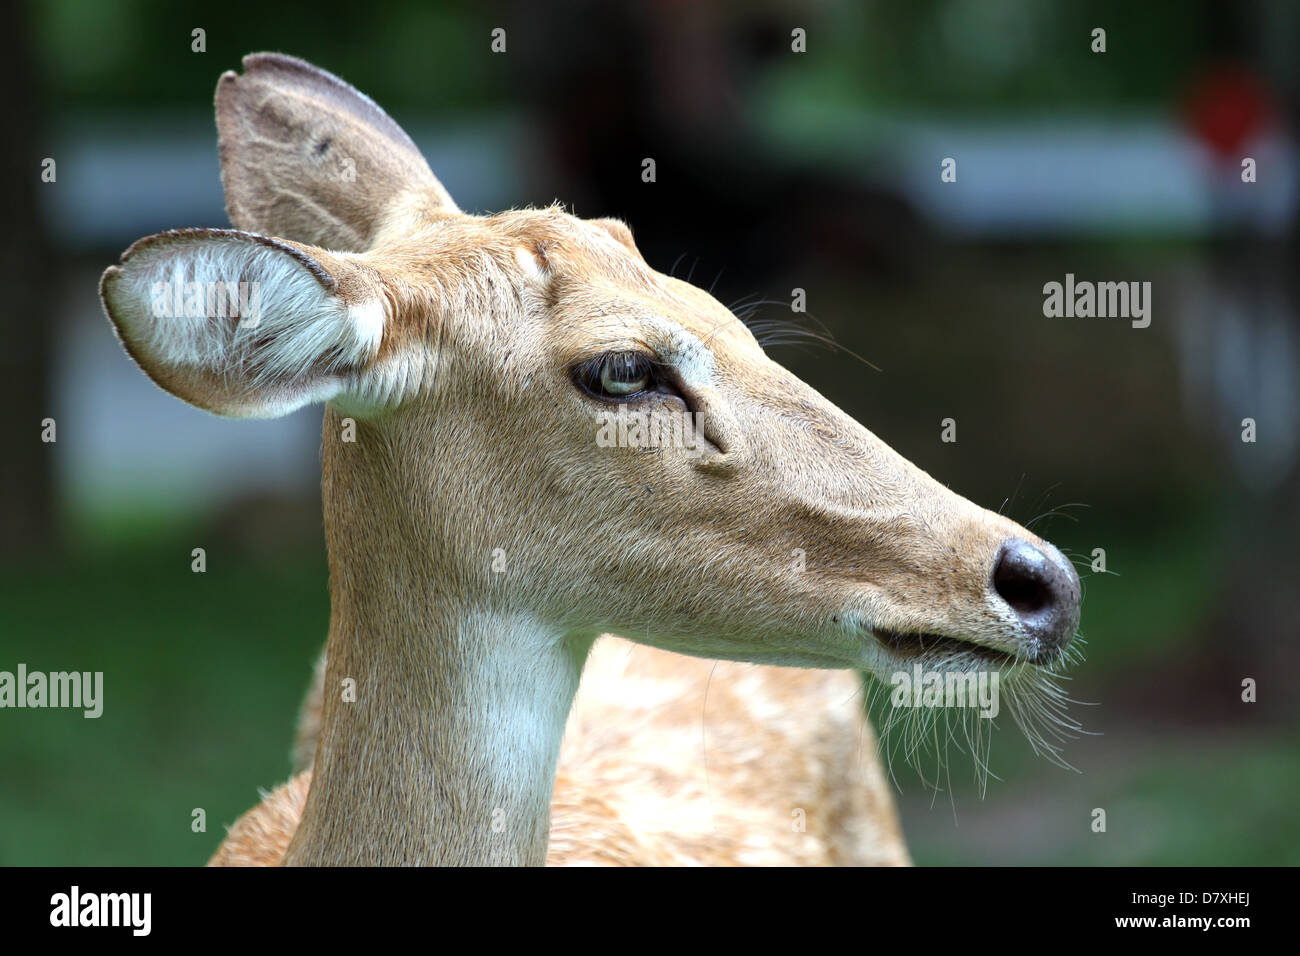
xmin=370 ymin=208 xmax=1082 ymax=679
xmin=99 ymin=54 xmax=1080 ymax=694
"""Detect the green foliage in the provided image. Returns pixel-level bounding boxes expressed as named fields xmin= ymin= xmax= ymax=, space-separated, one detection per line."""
xmin=33 ymin=0 xmax=506 ymax=113
xmin=757 ymin=0 xmax=1213 ymax=117
xmin=0 ymin=539 xmax=327 ymax=865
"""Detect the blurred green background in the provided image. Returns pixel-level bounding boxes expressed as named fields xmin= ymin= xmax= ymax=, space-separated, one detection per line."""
xmin=2 ymin=0 xmax=1297 ymax=865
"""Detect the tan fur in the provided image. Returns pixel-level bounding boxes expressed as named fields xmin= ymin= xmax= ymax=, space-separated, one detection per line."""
xmin=208 ymin=770 xmax=310 ymax=867
xmin=102 ymin=54 xmax=1077 ymax=867
xmin=290 ymin=649 xmax=327 ymax=774
xmin=214 ymin=638 xmax=908 ymax=867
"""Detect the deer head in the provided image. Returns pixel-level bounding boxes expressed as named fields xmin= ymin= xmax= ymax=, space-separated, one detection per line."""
xmin=99 ymin=54 xmax=1081 ymax=864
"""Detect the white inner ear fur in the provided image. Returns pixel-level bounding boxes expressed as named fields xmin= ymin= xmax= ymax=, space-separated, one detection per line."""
xmin=114 ymin=235 xmax=383 ymax=388
xmin=515 ymin=245 xmax=547 ymax=283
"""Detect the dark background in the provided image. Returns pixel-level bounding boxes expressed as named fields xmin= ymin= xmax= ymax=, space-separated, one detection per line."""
xmin=1 ymin=0 xmax=1297 ymax=865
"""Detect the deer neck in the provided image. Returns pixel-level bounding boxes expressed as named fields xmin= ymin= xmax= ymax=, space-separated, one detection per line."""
xmin=283 ymin=411 xmax=592 ymax=865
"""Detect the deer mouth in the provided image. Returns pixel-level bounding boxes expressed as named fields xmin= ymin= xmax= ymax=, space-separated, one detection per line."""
xmin=873 ymin=628 xmax=1019 ymax=668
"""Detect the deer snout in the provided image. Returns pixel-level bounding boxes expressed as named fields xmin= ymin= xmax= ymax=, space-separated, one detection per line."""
xmin=991 ymin=538 xmax=1081 ymax=663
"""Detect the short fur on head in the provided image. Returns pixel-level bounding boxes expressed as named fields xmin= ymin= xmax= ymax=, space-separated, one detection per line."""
xmin=102 ymin=54 xmax=1081 ymax=866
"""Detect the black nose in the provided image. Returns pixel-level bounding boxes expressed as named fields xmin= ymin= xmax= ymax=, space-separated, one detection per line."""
xmin=992 ymin=538 xmax=1081 ymax=662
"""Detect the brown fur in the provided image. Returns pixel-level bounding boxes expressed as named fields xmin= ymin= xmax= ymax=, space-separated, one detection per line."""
xmin=216 ymin=52 xmax=458 ymax=250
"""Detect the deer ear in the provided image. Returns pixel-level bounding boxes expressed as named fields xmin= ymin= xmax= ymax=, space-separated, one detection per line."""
xmin=99 ymin=228 xmax=390 ymax=418
xmin=590 ymin=218 xmax=642 ymax=257
xmin=216 ymin=52 xmax=458 ymax=251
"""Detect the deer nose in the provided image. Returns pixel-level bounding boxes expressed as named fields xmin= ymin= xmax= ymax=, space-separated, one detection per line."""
xmin=992 ymin=538 xmax=1081 ymax=662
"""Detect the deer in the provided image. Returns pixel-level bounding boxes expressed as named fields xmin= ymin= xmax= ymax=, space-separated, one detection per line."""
xmin=99 ymin=54 xmax=1082 ymax=866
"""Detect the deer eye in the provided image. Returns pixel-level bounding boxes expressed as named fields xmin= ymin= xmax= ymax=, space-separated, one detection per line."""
xmin=575 ymin=351 xmax=657 ymax=399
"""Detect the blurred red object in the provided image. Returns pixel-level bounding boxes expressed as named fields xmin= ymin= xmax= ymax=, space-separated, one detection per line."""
xmin=1184 ymin=63 xmax=1279 ymax=161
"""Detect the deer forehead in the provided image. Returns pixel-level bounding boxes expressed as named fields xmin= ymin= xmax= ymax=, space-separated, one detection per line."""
xmin=388 ymin=210 xmax=766 ymax=389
